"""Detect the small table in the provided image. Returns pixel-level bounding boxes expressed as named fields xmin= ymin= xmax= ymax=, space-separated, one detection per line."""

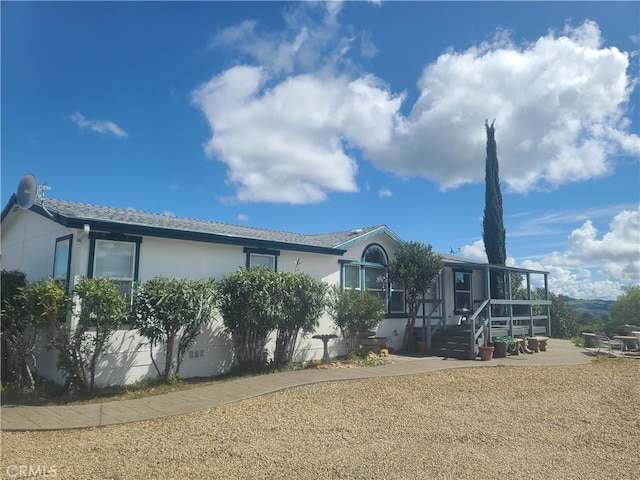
xmin=533 ymin=337 xmax=549 ymax=352
xmin=313 ymin=334 xmax=338 ymax=364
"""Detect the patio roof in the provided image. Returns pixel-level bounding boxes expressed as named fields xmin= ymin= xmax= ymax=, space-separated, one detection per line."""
xmin=441 ymin=253 xmax=549 ymax=275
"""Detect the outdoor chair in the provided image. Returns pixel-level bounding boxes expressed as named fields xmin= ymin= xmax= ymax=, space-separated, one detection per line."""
xmin=593 ymin=331 xmax=623 ymax=355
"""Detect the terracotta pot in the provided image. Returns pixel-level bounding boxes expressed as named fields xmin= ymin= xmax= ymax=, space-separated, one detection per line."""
xmin=416 ymin=340 xmax=428 ymax=355
xmin=493 ymin=341 xmax=508 ymax=358
xmin=478 ymin=345 xmax=494 ymax=361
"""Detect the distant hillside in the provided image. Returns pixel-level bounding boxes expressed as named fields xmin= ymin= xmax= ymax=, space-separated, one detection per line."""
xmin=565 ymin=297 xmax=613 ymax=317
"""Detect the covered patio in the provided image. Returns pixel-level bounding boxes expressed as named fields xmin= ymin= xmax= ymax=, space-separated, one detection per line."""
xmin=417 ymin=259 xmax=552 ymax=359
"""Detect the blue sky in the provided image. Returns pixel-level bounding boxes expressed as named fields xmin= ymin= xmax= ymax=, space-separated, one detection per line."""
xmin=2 ymin=1 xmax=639 ymax=300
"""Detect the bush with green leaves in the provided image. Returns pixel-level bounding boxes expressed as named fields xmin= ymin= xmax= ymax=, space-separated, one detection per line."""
xmin=132 ymin=276 xmax=217 ymax=381
xmin=56 ymin=277 xmax=128 ymax=392
xmin=1 ymin=270 xmax=32 ymax=386
xmin=272 ymin=271 xmax=328 ymax=366
xmin=218 ymin=266 xmax=281 ymax=371
xmin=3 ymin=275 xmax=125 ymax=393
xmin=327 ymin=287 xmax=385 ymax=355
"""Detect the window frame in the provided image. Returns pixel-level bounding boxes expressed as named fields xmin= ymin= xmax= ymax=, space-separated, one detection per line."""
xmin=52 ymin=234 xmax=73 ymax=289
xmin=389 ymin=281 xmax=406 ymax=313
xmin=343 ymin=263 xmax=361 ymax=289
xmin=87 ymin=234 xmax=141 ymax=306
xmin=244 ymin=247 xmax=280 ymax=271
xmin=339 ymin=243 xmax=405 ymax=315
xmin=249 ymin=253 xmax=276 ymax=270
xmin=453 ymin=269 xmax=472 ymax=314
xmin=363 ymin=264 xmax=387 ymax=305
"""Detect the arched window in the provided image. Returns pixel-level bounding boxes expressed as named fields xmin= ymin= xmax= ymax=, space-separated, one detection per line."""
xmin=362 ymin=244 xmax=387 ymax=304
xmin=363 ymin=244 xmax=388 ymax=265
xmin=340 ymin=243 xmax=405 ymax=314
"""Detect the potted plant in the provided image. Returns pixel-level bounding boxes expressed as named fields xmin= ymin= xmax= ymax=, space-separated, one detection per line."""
xmin=478 ymin=324 xmax=494 ymax=361
xmin=416 ymin=335 xmax=428 ymax=355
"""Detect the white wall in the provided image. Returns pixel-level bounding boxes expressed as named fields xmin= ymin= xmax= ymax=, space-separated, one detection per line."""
xmin=2 ymin=209 xmax=410 ymax=385
xmin=1 ymin=208 xmax=72 ymax=282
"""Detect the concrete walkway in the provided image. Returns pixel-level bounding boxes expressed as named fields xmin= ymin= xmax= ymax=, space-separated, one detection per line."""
xmin=1 ymin=339 xmax=593 ymax=431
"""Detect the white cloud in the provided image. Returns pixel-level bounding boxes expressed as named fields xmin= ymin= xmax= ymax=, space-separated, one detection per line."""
xmin=527 ymin=208 xmax=640 ymax=299
xmin=191 ymin=67 xmax=402 ymax=204
xmin=237 ymin=213 xmax=249 ymax=221
xmin=70 ymin=112 xmax=128 ymax=138
xmin=360 ymin=30 xmax=378 ymax=59
xmin=459 ymin=208 xmax=639 ymax=299
xmin=378 ymin=187 xmax=392 ymax=198
xmin=194 ymin=12 xmax=637 ymax=205
xmin=563 ymin=209 xmax=640 ymax=282
xmin=506 ymin=204 xmax=637 ymax=238
xmin=459 ymin=239 xmax=487 ymax=261
xmin=208 ymin=2 xmax=345 ymax=76
xmin=369 ymin=20 xmax=639 ymax=193
xmin=531 ymin=209 xmax=640 ymax=286
xmin=520 ymin=259 xmax=623 ymax=300
xmin=194 ymin=3 xmax=401 ymax=204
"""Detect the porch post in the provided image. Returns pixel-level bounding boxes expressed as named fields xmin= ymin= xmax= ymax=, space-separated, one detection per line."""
xmin=484 ymin=266 xmax=491 ymax=339
xmin=507 ymin=268 xmax=514 ymax=337
xmin=545 ymin=273 xmax=551 ymax=336
xmin=470 ymin=316 xmax=477 ymax=360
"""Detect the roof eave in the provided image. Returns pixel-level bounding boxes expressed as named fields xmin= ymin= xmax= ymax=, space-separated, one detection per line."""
xmin=443 ymin=259 xmax=549 ymax=275
xmin=59 ymin=216 xmax=347 ymax=256
xmin=334 ymin=225 xmax=405 ymax=249
xmin=1 ymin=194 xmax=17 ymax=222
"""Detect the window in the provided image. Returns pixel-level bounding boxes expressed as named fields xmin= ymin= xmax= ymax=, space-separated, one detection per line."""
xmin=244 ymin=247 xmax=279 ymax=271
xmin=53 ymin=235 xmax=72 ymax=286
xmin=364 ymin=245 xmax=387 ymax=264
xmin=344 ymin=264 xmax=360 ymax=289
xmin=390 ymin=282 xmax=405 ymax=313
xmin=364 ymin=265 xmax=386 ymax=303
xmin=339 ymin=243 xmax=404 ymax=313
xmin=92 ymin=239 xmax=137 ymax=301
xmin=454 ymin=270 xmax=472 ymax=313
xmin=249 ymin=253 xmax=275 ymax=270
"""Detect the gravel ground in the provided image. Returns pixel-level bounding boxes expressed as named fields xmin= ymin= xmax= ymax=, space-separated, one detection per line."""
xmin=2 ymin=360 xmax=639 ymax=480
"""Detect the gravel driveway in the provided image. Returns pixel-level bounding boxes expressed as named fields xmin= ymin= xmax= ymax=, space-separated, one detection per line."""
xmin=2 ymin=360 xmax=638 ymax=479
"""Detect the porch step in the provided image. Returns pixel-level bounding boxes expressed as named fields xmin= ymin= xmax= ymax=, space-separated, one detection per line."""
xmin=415 ymin=326 xmax=478 ymax=360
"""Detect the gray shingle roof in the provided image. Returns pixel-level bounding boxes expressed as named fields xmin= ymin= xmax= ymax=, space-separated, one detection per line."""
xmin=32 ymin=198 xmax=387 ymax=251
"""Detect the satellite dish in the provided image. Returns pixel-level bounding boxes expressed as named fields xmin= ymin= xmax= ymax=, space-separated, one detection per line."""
xmin=16 ymin=174 xmax=38 ymax=209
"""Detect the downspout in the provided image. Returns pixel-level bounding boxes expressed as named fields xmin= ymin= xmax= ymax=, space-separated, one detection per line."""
xmin=69 ymin=224 xmax=91 ymax=329
xmin=76 ymin=224 xmax=90 ymax=242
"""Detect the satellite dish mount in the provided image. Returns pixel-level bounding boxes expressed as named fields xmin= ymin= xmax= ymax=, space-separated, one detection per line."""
xmin=15 ymin=174 xmax=53 ymax=216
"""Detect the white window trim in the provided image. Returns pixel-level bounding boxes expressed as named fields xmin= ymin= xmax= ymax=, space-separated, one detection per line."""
xmin=249 ymin=253 xmax=275 ymax=271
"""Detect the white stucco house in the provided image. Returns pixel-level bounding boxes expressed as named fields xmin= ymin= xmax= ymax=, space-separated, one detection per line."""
xmin=1 ymin=194 xmax=551 ymax=386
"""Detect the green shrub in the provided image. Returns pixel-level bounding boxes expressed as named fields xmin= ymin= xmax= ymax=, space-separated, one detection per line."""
xmin=327 ymin=287 xmax=384 ymax=355
xmin=272 ymin=271 xmax=327 ymax=366
xmin=218 ymin=267 xmax=280 ymax=372
xmin=132 ymin=276 xmax=217 ymax=382
xmin=54 ymin=277 xmax=127 ymax=393
xmin=1 ymin=270 xmax=29 ymax=385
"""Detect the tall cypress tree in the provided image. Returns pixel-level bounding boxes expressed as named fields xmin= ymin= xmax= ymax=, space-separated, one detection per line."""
xmin=482 ymin=120 xmax=506 ymax=301
xmin=482 ymin=119 xmax=506 ymax=266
